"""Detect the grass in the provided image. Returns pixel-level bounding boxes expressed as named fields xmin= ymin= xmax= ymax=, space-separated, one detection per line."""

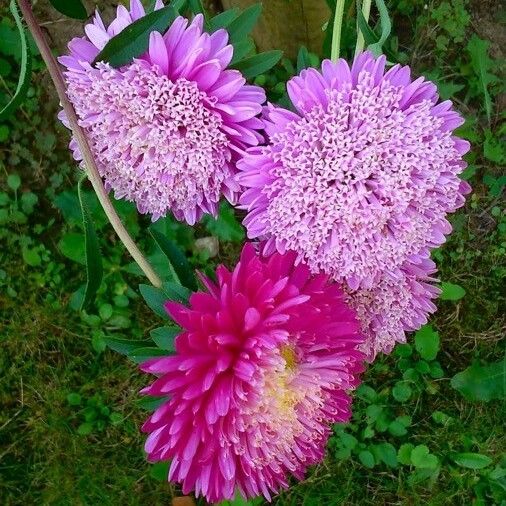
xmin=0 ymin=0 xmax=505 ymax=505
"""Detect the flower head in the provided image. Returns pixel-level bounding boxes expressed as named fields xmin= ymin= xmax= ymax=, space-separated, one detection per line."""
xmin=237 ymin=52 xmax=471 ymax=356
xmin=140 ymin=244 xmax=365 ymax=502
xmin=59 ymin=1 xmax=265 ymax=224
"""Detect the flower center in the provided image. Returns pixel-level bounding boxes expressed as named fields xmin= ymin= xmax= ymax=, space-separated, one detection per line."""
xmin=280 ymin=344 xmax=298 ymax=370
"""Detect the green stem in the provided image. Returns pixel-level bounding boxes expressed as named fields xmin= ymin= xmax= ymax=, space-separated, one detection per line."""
xmin=16 ymin=0 xmax=163 ymax=289
xmin=330 ymin=0 xmax=346 ymax=61
xmin=355 ymin=0 xmax=372 ymax=56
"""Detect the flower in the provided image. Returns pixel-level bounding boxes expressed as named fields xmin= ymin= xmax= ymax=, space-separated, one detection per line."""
xmin=59 ymin=1 xmax=265 ymax=224
xmin=237 ymin=51 xmax=471 ymax=356
xmin=140 ymin=244 xmax=365 ymax=502
xmin=349 ymin=256 xmax=441 ymax=359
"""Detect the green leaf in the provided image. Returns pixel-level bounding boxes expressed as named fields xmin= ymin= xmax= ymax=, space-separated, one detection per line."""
xmin=208 ymin=8 xmax=239 ymax=32
xmin=77 ymin=422 xmax=93 ymax=436
xmin=296 ymin=46 xmax=311 ymax=73
xmin=373 ymin=442 xmax=398 ymax=468
xmin=398 ymin=443 xmax=414 ymax=465
xmin=149 ymin=461 xmax=170 ymax=481
xmin=232 ymin=50 xmax=283 ymax=80
xmin=104 ymin=337 xmax=149 ymax=356
xmin=395 ymin=343 xmax=413 ymax=358
xmin=440 ymin=282 xmax=466 ymax=301
xmin=357 ymin=0 xmax=392 ymax=57
xmin=452 ymin=453 xmax=493 ymax=470
xmin=58 ymin=232 xmax=86 ymax=265
xmin=137 ymin=396 xmax=169 ymax=411
xmin=356 ymin=9 xmax=378 ymax=47
xmin=109 ymin=412 xmax=123 ymax=425
xmin=369 ymin=0 xmax=392 ymax=56
xmin=66 ymin=393 xmax=82 ymax=406
xmin=162 ymin=281 xmax=191 ymax=304
xmin=188 ymin=0 xmax=206 ymax=17
xmin=230 ymin=38 xmax=256 ymax=65
xmin=94 ymin=4 xmax=181 ymax=68
xmin=139 ymin=284 xmax=170 ymax=318
xmin=128 ymin=347 xmax=171 ymax=363
xmin=388 ymin=420 xmax=408 ymax=437
xmin=451 ymin=359 xmax=506 ymax=402
xmin=150 ymin=229 xmax=197 ymax=290
xmin=150 ymin=326 xmax=179 ymax=351
xmin=467 ymin=35 xmax=498 ymax=123
xmin=22 ymin=246 xmax=41 ymax=267
xmin=227 ymin=4 xmax=262 ymax=43
xmin=414 ymin=325 xmax=440 ymax=361
xmin=48 ymin=0 xmax=87 ymax=20
xmin=392 ymin=381 xmax=412 ymax=402
xmin=203 ymin=202 xmax=245 ymax=242
xmin=7 ymin=173 xmax=21 ymax=191
xmin=0 ymin=1 xmax=32 ymax=120
xmin=411 ymin=445 xmax=438 ymax=469
xmin=77 ymin=177 xmax=103 ymax=311
xmin=358 ymin=450 xmax=375 ymax=468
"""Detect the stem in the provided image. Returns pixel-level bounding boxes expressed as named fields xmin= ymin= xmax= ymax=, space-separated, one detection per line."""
xmin=330 ymin=0 xmax=346 ymax=61
xmin=355 ymin=0 xmax=372 ymax=56
xmin=17 ymin=0 xmax=162 ymax=288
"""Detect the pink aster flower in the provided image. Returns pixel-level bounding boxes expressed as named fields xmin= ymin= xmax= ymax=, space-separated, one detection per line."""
xmin=140 ymin=243 xmax=365 ymax=502
xmin=58 ymin=1 xmax=265 ymax=224
xmin=236 ymin=51 xmax=471 ymax=357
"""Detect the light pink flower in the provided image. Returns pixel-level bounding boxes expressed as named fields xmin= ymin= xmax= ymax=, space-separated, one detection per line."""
xmin=236 ymin=52 xmax=471 ymax=357
xmin=59 ymin=1 xmax=265 ymax=224
xmin=140 ymin=244 xmax=365 ymax=502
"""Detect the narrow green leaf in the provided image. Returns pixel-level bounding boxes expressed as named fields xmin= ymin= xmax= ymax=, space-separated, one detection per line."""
xmin=128 ymin=347 xmax=171 ymax=363
xmin=0 ymin=1 xmax=32 ymax=120
xmin=78 ymin=176 xmax=103 ymax=310
xmin=357 ymin=0 xmax=393 ymax=58
xmin=94 ymin=4 xmax=181 ymax=67
xmin=208 ymin=8 xmax=239 ymax=32
xmin=227 ymin=4 xmax=262 ymax=43
xmin=230 ymin=38 xmax=256 ymax=65
xmin=356 ymin=9 xmax=378 ymax=47
xmin=452 ymin=453 xmax=493 ymax=470
xmin=296 ymin=46 xmax=311 ymax=73
xmin=451 ymin=359 xmax=506 ymax=402
xmin=48 ymin=0 xmax=87 ymax=20
xmin=150 ymin=326 xmax=180 ymax=350
xmin=150 ymin=229 xmax=197 ymax=290
xmin=188 ymin=0 xmax=206 ymax=18
xmin=104 ymin=337 xmax=150 ymax=356
xmin=137 ymin=395 xmax=169 ymax=411
xmin=368 ymin=0 xmax=392 ymax=56
xmin=139 ymin=284 xmax=170 ymax=318
xmin=232 ymin=50 xmax=283 ymax=80
xmin=162 ymin=281 xmax=191 ymax=304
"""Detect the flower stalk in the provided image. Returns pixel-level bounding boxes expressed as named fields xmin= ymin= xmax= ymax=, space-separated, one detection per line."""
xmin=16 ymin=0 xmax=162 ymax=288
xmin=330 ymin=0 xmax=346 ymax=61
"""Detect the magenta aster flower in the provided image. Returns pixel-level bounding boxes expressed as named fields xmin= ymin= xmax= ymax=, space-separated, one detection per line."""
xmin=237 ymin=52 xmax=471 ymax=357
xmin=58 ymin=1 xmax=265 ymax=224
xmin=140 ymin=244 xmax=365 ymax=502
